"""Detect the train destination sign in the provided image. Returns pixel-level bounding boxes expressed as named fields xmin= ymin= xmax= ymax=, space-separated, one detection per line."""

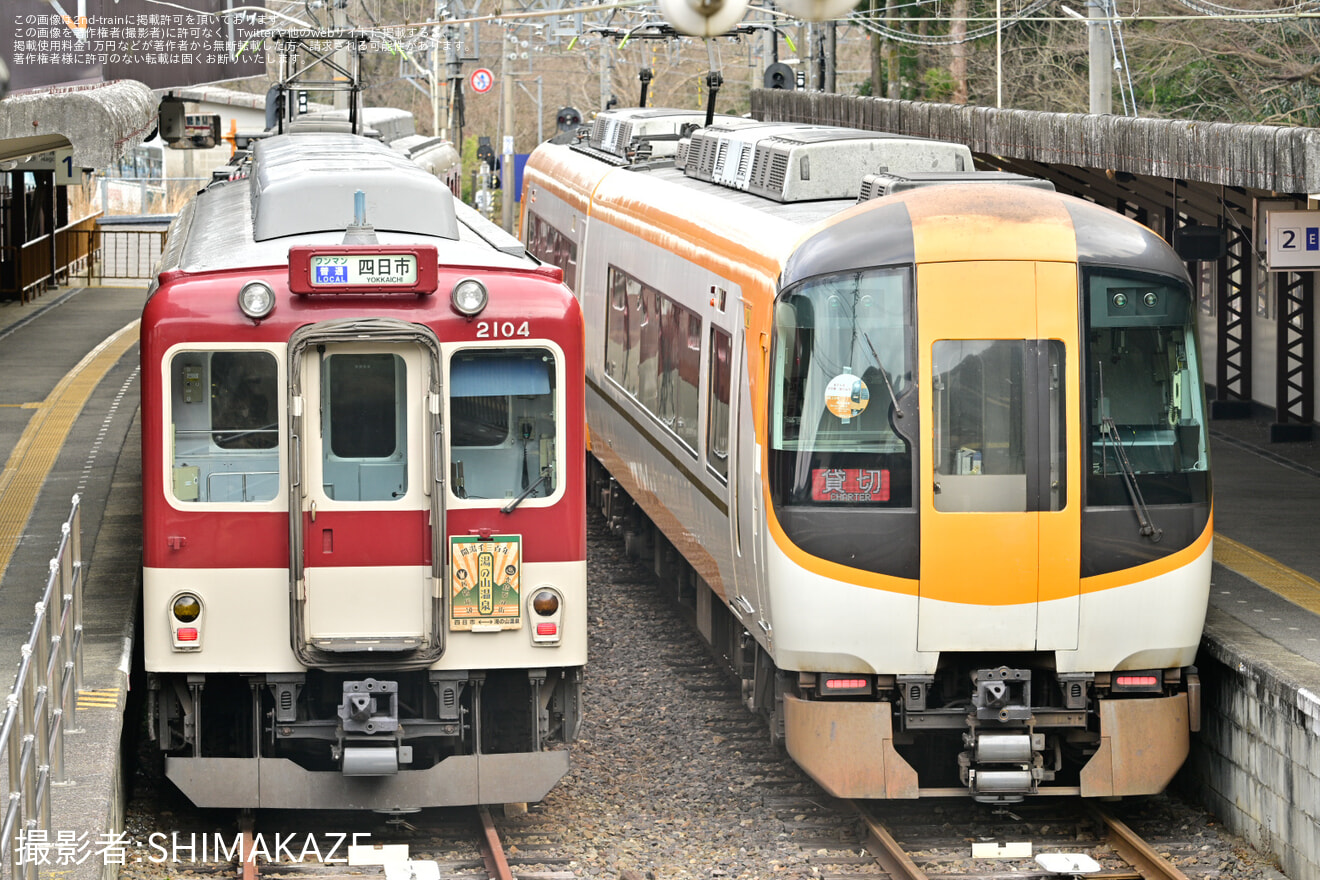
xmin=287 ymin=245 xmax=439 ymax=294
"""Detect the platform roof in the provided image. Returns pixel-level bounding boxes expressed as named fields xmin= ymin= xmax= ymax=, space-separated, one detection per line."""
xmin=0 ymin=80 xmax=158 ymax=168
xmin=751 ymin=91 xmax=1320 ymax=224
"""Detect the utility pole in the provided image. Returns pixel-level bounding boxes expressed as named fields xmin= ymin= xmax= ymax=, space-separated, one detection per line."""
xmin=1087 ymin=0 xmax=1113 ymax=114
xmin=824 ymin=21 xmax=836 ymax=93
xmin=501 ymin=27 xmax=515 ymax=232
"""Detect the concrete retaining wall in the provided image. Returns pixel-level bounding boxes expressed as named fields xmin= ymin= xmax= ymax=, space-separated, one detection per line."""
xmin=1182 ymin=609 xmax=1320 ymax=880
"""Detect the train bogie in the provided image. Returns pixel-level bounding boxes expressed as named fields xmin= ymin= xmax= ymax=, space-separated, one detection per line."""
xmin=525 ymin=109 xmax=1210 ymax=803
xmin=142 ymin=132 xmax=585 ymax=811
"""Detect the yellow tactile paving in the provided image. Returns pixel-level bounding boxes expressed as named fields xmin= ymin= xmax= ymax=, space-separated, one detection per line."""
xmin=1214 ymin=533 xmax=1320 ymax=616
xmin=76 ymin=687 xmax=121 ymax=709
xmin=0 ymin=320 xmax=140 ymax=580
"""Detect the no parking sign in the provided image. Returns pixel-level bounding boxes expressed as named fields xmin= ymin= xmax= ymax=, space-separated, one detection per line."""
xmin=469 ymin=68 xmax=494 ymax=94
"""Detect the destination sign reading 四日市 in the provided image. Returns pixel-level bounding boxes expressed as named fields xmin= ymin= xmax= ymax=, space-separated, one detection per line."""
xmin=311 ymin=253 xmax=419 ymax=287
xmin=287 ymin=245 xmax=438 ymax=295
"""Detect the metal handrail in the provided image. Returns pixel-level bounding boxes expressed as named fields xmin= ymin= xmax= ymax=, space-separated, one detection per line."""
xmin=0 ymin=496 xmax=83 ymax=880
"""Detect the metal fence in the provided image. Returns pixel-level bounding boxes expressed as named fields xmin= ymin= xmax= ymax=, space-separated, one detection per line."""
xmin=66 ymin=226 xmax=169 ymax=285
xmin=0 ymin=496 xmax=84 ymax=880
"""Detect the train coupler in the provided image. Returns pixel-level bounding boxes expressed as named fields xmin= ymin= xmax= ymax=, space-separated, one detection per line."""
xmin=960 ymin=732 xmax=1048 ymax=802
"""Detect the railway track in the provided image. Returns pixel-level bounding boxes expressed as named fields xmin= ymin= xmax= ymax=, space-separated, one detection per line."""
xmin=115 ymin=509 xmax=1280 ymax=880
xmin=853 ymin=799 xmax=1225 ymax=880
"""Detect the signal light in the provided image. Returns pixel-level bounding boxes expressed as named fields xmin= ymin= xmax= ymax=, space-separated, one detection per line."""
xmin=176 ymin=627 xmax=199 ymax=642
xmin=536 ymin=623 xmax=557 ymax=637
xmin=1116 ymin=675 xmax=1159 ymax=687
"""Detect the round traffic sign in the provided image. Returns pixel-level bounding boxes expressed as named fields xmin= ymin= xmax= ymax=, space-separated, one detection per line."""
xmin=469 ymin=68 xmax=494 ymax=94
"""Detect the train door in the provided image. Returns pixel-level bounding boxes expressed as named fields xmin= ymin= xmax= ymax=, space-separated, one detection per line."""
xmin=916 ymin=262 xmax=1081 ymax=652
xmin=288 ymin=320 xmax=444 ymax=664
xmin=725 ymin=324 xmax=768 ymax=641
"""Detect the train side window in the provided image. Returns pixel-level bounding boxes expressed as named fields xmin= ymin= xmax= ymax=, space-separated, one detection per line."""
xmin=605 ymin=265 xmax=701 ymax=454
xmin=526 ymin=211 xmax=577 ymax=290
xmin=707 ymin=327 xmax=732 ymax=480
xmin=448 ymin=348 xmax=558 ymax=503
xmin=169 ymin=350 xmax=279 ymax=503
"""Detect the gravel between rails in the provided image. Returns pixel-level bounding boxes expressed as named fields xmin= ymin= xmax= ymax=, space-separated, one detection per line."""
xmin=118 ymin=508 xmax=1288 ymax=880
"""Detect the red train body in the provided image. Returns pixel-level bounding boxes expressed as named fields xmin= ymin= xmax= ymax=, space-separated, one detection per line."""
xmin=141 ymin=132 xmax=585 ymax=810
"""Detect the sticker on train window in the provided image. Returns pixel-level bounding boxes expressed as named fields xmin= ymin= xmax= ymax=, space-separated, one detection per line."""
xmin=823 ymin=373 xmax=870 ymax=422
xmin=449 ymin=535 xmax=522 ymax=631
xmin=811 ymin=468 xmax=890 ymax=502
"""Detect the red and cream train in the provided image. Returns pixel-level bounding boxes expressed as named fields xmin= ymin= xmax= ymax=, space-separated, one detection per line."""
xmin=141 ymin=131 xmax=584 ymax=810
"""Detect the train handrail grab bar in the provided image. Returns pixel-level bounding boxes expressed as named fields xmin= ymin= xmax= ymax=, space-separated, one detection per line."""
xmin=0 ymin=496 xmax=84 ymax=880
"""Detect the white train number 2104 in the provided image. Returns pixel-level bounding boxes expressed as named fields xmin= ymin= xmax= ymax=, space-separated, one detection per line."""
xmin=476 ymin=321 xmax=530 ymax=339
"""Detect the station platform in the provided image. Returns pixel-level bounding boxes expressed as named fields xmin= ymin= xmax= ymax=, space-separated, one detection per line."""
xmin=0 ymin=285 xmax=145 ymax=880
xmin=0 ymin=284 xmax=1317 ymax=877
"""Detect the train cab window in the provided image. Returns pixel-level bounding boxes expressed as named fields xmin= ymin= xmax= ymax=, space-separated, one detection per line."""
xmin=448 ymin=348 xmax=558 ymax=502
xmin=321 ymin=353 xmax=407 ymax=502
xmin=1084 ymin=271 xmax=1208 ymax=506
xmin=169 ymin=350 xmax=279 ymax=503
xmin=769 ymin=267 xmax=913 ymax=508
xmin=931 ymin=340 xmax=1066 ymax=513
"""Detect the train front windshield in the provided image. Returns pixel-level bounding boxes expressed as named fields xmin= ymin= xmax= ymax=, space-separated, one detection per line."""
xmin=769 ymin=268 xmax=914 ymax=508
xmin=1085 ymin=270 xmax=1209 ymax=505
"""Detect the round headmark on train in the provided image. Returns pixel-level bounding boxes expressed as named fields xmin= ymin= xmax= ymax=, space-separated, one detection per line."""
xmin=824 ymin=372 xmax=870 ymax=422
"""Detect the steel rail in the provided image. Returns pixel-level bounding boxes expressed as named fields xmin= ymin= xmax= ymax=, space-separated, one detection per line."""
xmin=856 ymin=805 xmax=929 ymax=880
xmin=477 ymin=806 xmax=514 ymax=880
xmin=1091 ymin=805 xmax=1193 ymax=880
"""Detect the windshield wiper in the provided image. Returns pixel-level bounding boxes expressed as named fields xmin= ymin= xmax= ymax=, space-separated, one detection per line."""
xmin=862 ymin=333 xmax=903 ymax=420
xmin=502 ymin=470 xmax=552 ymax=514
xmin=1096 ymin=361 xmax=1161 ymax=542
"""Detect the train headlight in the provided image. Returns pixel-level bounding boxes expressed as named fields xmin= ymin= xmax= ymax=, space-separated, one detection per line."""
xmin=527 ymin=586 xmax=563 ymax=646
xmin=532 ymin=589 xmax=559 ymax=616
xmin=238 ymin=281 xmax=275 ymax=319
xmin=451 ymin=278 xmax=488 ymax=317
xmin=1142 ymin=291 xmax=1159 ymax=308
xmin=172 ymin=593 xmax=201 ymax=622
xmin=170 ymin=592 xmax=204 ymax=651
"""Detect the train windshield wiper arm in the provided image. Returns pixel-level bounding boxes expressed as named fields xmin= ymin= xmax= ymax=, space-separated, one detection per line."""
xmin=502 ymin=470 xmax=552 ymax=514
xmin=1099 ymin=415 xmax=1163 ymax=543
xmin=862 ymin=333 xmax=903 ymax=420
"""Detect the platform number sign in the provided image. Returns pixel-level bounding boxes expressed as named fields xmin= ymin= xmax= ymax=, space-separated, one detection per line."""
xmin=1266 ymin=210 xmax=1320 ymax=270
xmin=54 ymin=148 xmax=78 ymax=185
xmin=469 ymin=68 xmax=494 ymax=94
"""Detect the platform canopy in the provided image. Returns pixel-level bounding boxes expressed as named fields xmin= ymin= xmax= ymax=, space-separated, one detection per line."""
xmin=0 ymin=79 xmax=157 ymax=168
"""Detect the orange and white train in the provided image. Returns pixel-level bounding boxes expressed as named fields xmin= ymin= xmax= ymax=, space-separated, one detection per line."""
xmin=522 ymin=108 xmax=1211 ymax=801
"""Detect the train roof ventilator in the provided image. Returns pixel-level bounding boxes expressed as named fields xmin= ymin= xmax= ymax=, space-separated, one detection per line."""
xmin=677 ymin=122 xmax=977 ymax=202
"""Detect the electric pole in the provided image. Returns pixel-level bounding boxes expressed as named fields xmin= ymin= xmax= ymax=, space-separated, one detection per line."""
xmin=1088 ymin=0 xmax=1113 ymax=114
xmin=501 ymin=27 xmax=515 ymax=231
